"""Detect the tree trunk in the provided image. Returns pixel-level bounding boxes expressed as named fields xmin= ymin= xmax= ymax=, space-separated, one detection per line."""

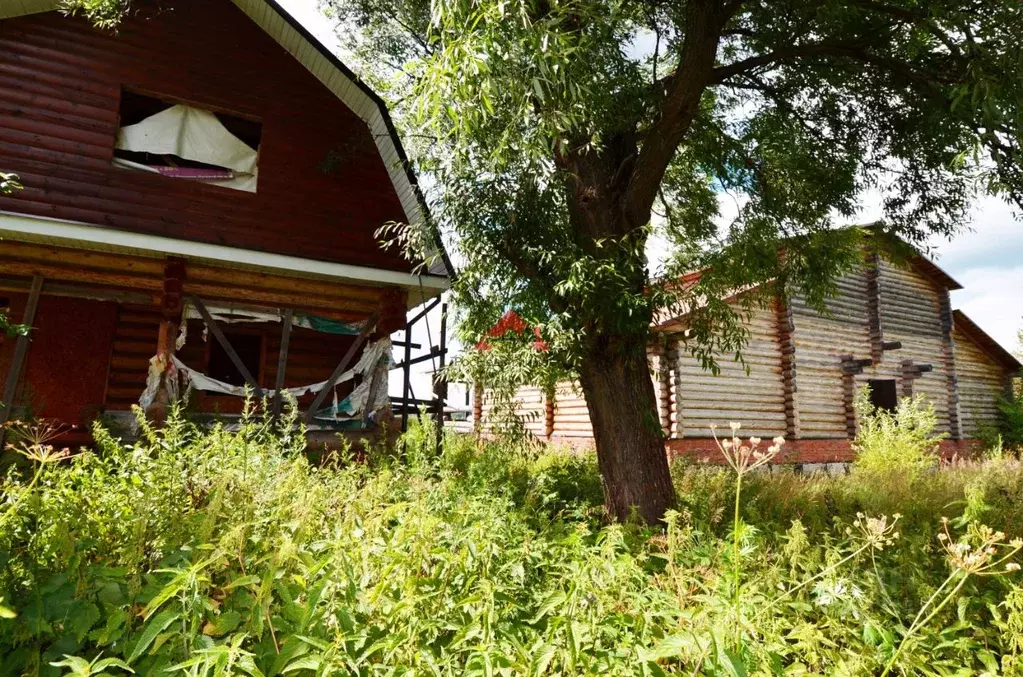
xmin=578 ymin=341 xmax=676 ymax=523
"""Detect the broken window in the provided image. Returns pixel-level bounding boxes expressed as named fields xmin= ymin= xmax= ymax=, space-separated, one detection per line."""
xmin=207 ymin=332 xmax=263 ymax=388
xmin=867 ymin=379 xmax=899 ymax=413
xmin=114 ymin=90 xmax=261 ymax=192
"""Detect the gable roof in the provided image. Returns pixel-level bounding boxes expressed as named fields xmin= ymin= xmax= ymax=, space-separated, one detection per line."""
xmin=0 ymin=0 xmax=452 ymax=279
xmin=953 ymin=310 xmax=1022 ymax=373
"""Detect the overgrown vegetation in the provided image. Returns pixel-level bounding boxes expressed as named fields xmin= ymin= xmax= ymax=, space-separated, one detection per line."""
xmin=3 ymin=400 xmax=1023 ymax=675
xmin=0 ymin=171 xmax=26 ymax=340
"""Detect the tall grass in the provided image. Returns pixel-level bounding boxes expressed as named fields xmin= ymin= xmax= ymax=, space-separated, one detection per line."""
xmin=1 ymin=401 xmax=1023 ymax=675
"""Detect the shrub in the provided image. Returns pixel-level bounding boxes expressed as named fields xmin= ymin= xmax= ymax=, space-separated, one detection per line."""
xmin=851 ymin=388 xmax=943 ymax=486
xmin=2 ymin=405 xmax=1023 ymax=675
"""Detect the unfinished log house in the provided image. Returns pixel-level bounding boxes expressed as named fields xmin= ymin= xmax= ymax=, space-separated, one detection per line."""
xmin=476 ymin=245 xmax=1020 ymax=463
xmin=0 ymin=0 xmax=450 ymax=445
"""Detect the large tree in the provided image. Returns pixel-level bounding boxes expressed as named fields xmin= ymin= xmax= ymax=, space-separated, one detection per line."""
xmin=71 ymin=0 xmax=1023 ymax=522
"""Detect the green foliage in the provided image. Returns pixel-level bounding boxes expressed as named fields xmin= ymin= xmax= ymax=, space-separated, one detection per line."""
xmin=4 ymin=406 xmax=1023 ymax=674
xmin=0 ymin=172 xmax=28 ymax=340
xmin=57 ymin=0 xmax=129 ymax=29
xmin=851 ymin=388 xmax=945 ymax=488
xmin=989 ymin=386 xmax=1023 ymax=453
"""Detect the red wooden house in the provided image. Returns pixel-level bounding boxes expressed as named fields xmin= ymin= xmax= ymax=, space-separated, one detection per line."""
xmin=0 ymin=0 xmax=450 ymax=443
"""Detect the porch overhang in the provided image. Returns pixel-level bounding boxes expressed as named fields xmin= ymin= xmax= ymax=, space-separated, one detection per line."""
xmin=0 ymin=212 xmax=447 ymax=308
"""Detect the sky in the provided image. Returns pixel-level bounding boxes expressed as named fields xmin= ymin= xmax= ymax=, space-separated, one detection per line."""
xmin=278 ymin=0 xmax=1023 ymax=357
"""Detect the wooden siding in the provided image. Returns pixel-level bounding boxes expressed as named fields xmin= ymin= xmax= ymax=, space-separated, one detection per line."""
xmin=478 ymin=385 xmax=547 ymax=438
xmin=471 ymin=257 xmax=1012 ymax=448
xmin=0 ymin=293 xmax=117 ymax=426
xmin=552 ymin=381 xmax=593 ymax=439
xmin=791 ymin=271 xmax=871 ymax=438
xmin=671 ymin=306 xmax=787 ymax=438
xmin=954 ymin=326 xmax=1007 ymax=437
xmin=0 ymin=3 xmax=412 ymax=272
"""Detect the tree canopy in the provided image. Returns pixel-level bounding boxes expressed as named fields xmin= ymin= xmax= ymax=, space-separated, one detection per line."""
xmin=327 ymin=0 xmax=1023 ymax=367
xmin=328 ymin=0 xmax=1023 ymax=520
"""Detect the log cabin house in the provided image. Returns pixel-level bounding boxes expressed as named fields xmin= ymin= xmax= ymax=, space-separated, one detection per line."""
xmin=475 ymin=243 xmax=1020 ymax=464
xmin=0 ymin=0 xmax=451 ymax=445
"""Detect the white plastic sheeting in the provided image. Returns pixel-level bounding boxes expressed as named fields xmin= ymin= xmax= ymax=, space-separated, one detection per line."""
xmin=138 ymin=338 xmax=393 ymax=422
xmin=116 ymin=104 xmax=259 ymax=192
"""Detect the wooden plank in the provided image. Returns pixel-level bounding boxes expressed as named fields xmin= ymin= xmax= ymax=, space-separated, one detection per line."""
xmin=305 ymin=312 xmax=379 ymax=423
xmin=0 ymin=275 xmax=43 ymax=433
xmin=189 ymin=296 xmax=264 ymax=398
xmin=272 ymin=308 xmax=292 ymax=417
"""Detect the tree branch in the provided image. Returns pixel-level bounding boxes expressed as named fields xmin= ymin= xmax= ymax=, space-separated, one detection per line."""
xmin=624 ymin=1 xmax=736 ymax=228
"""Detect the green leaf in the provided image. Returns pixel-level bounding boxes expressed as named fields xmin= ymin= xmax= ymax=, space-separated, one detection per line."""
xmin=127 ymin=609 xmax=180 ymax=664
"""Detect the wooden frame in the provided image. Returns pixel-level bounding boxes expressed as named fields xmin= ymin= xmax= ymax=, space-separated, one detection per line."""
xmin=0 ymin=275 xmax=44 ymax=442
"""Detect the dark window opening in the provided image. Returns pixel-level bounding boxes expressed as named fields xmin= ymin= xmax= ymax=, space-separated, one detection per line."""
xmin=207 ymin=333 xmax=263 ymax=388
xmin=868 ymin=379 xmax=899 ymax=412
xmin=114 ymin=90 xmax=261 ymax=191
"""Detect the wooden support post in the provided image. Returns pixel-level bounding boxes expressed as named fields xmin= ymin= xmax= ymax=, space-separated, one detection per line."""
xmin=272 ymin=308 xmax=293 ymax=418
xmin=147 ymin=259 xmax=186 ymax=424
xmin=305 ymin=313 xmax=379 ymax=424
xmin=473 ymin=382 xmax=483 ymax=436
xmin=544 ymin=383 xmax=555 ymax=438
xmin=865 ymin=251 xmax=885 ymax=364
xmin=401 ymin=319 xmax=413 ymax=432
xmin=938 ymin=289 xmax=963 ymax=440
xmin=189 ymin=295 xmax=264 ymax=399
xmin=433 ymin=303 xmax=448 ymax=450
xmin=901 ymin=360 xmax=916 ymax=398
xmin=0 ymin=275 xmax=43 ymax=438
xmin=775 ymin=297 xmax=801 ymax=440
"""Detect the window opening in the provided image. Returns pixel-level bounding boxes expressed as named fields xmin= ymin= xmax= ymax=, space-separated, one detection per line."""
xmin=114 ymin=90 xmax=261 ymax=192
xmin=867 ymin=379 xmax=898 ymax=412
xmin=207 ymin=332 xmax=263 ymax=387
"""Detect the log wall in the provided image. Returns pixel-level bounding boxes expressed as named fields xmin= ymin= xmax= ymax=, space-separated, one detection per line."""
xmin=477 ymin=385 xmax=548 ymax=438
xmin=671 ymin=306 xmax=787 ymax=439
xmin=472 ymin=258 xmax=1011 ymax=447
xmin=790 ymin=270 xmax=871 ymax=438
xmin=870 ymin=260 xmax=950 ymax=432
xmin=954 ymin=326 xmax=1008 ymax=437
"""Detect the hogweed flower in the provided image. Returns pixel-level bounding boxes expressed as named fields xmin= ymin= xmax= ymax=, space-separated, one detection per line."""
xmin=940 ymin=522 xmax=1023 ymax=576
xmin=4 ymin=420 xmax=75 ymax=465
xmin=712 ymin=422 xmax=785 ymax=476
xmin=848 ymin=512 xmax=901 ymax=551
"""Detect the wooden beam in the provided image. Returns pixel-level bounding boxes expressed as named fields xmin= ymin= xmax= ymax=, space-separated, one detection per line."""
xmin=0 ymin=259 xmax=162 ymax=291
xmin=865 ymin=251 xmax=884 ymax=363
xmin=0 ymin=277 xmax=157 ymax=305
xmin=775 ymin=297 xmax=801 ymax=440
xmin=0 ymin=275 xmax=44 ymax=432
xmin=304 ymin=313 xmax=379 ymax=424
xmin=189 ymin=295 xmax=264 ymax=399
xmin=272 ymin=308 xmax=293 ymax=417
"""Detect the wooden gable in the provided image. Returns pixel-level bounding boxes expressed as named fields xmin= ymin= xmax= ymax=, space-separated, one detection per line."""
xmin=0 ymin=0 xmax=427 ymax=273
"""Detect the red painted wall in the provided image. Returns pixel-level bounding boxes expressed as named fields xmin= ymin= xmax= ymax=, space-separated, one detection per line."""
xmin=0 ymin=1 xmax=412 ymax=272
xmin=0 ymin=294 xmax=117 ymax=430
